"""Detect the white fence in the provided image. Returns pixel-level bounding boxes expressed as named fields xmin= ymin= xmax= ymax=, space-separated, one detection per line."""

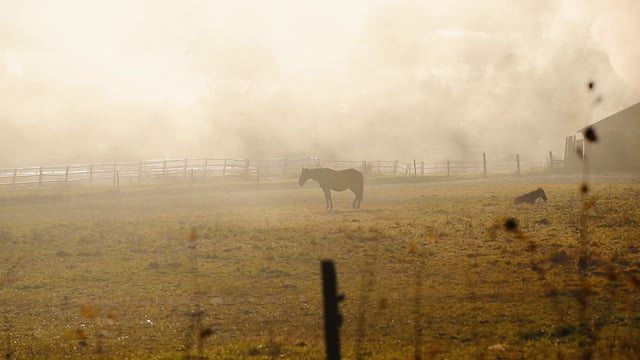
xmin=0 ymin=154 xmax=555 ymax=191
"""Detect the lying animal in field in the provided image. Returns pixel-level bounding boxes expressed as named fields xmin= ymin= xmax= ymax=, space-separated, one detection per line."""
xmin=299 ymin=168 xmax=363 ymax=210
xmin=514 ymin=188 xmax=547 ymax=204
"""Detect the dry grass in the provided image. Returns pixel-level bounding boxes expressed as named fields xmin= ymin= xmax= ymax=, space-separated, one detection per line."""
xmin=1 ymin=175 xmax=639 ymax=359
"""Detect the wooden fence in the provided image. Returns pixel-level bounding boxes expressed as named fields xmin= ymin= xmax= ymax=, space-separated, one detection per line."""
xmin=0 ymin=153 xmax=555 ymax=191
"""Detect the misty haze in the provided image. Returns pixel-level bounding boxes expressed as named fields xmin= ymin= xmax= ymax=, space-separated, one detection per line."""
xmin=1 ymin=1 xmax=640 ymax=359
xmin=1 ymin=0 xmax=639 ymax=166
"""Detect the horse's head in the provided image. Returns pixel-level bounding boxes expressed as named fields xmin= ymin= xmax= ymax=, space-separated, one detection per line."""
xmin=299 ymin=168 xmax=309 ymax=186
xmin=539 ymin=187 xmax=547 ymax=201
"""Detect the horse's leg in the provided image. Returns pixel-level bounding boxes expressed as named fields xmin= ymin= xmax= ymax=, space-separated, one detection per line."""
xmin=322 ymin=187 xmax=332 ymax=210
xmin=350 ymin=189 xmax=359 ymax=208
xmin=350 ymin=187 xmax=362 ymax=209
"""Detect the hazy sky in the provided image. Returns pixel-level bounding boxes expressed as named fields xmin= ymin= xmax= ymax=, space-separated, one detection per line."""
xmin=1 ymin=0 xmax=639 ymax=166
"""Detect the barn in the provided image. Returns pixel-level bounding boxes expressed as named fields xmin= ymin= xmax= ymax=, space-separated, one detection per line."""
xmin=564 ymin=101 xmax=640 ymax=172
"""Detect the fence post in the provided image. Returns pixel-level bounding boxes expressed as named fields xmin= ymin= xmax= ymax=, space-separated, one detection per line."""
xmin=516 ymin=154 xmax=521 ymax=176
xmin=447 ymin=160 xmax=450 ymax=177
xmin=549 ymin=151 xmax=554 ymax=169
xmin=321 ymin=260 xmax=343 ymax=360
xmin=12 ymin=168 xmax=17 ymax=188
xmin=116 ymin=168 xmax=120 ymax=191
xmin=38 ymin=166 xmax=43 ymax=187
xmin=89 ymin=164 xmax=94 ymax=188
xmin=65 ymin=165 xmax=70 ymax=186
xmin=222 ymin=159 xmax=227 ymax=177
xmin=183 ymin=158 xmax=188 ymax=179
xmin=113 ymin=162 xmax=117 ymax=188
xmin=393 ymin=160 xmax=398 ymax=175
xmin=482 ymin=153 xmax=487 ymax=177
xmin=283 ymin=158 xmax=289 ymax=178
xmin=413 ymin=159 xmax=417 ymax=177
xmin=265 ymin=160 xmax=271 ymax=179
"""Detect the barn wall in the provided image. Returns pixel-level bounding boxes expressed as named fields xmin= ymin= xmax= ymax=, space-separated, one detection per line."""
xmin=585 ymin=129 xmax=640 ymax=172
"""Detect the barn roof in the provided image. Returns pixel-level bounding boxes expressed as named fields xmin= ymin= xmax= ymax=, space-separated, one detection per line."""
xmin=578 ymin=100 xmax=640 ymax=133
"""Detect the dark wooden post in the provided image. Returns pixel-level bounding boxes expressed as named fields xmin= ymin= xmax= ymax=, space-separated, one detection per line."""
xmin=482 ymin=153 xmax=487 ymax=177
xmin=549 ymin=151 xmax=554 ymax=169
xmin=413 ymin=159 xmax=417 ymax=177
xmin=516 ymin=154 xmax=521 ymax=176
xmin=321 ymin=260 xmax=343 ymax=360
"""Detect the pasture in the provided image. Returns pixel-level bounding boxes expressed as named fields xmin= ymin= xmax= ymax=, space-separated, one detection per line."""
xmin=1 ymin=175 xmax=639 ymax=359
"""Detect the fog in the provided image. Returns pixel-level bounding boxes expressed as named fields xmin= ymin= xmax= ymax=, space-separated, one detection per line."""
xmin=1 ymin=0 xmax=639 ymax=167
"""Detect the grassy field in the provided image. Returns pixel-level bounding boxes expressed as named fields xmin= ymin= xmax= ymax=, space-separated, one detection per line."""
xmin=1 ymin=174 xmax=639 ymax=359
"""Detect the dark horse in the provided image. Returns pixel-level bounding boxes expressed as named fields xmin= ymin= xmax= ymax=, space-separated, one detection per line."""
xmin=299 ymin=168 xmax=364 ymax=210
xmin=514 ymin=187 xmax=547 ymax=204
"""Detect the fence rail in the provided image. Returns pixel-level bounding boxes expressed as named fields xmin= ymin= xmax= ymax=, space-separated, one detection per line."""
xmin=0 ymin=153 xmax=556 ymax=191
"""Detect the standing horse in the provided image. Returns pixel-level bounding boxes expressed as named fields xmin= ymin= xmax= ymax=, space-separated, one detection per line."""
xmin=299 ymin=168 xmax=364 ymax=210
xmin=514 ymin=187 xmax=547 ymax=204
